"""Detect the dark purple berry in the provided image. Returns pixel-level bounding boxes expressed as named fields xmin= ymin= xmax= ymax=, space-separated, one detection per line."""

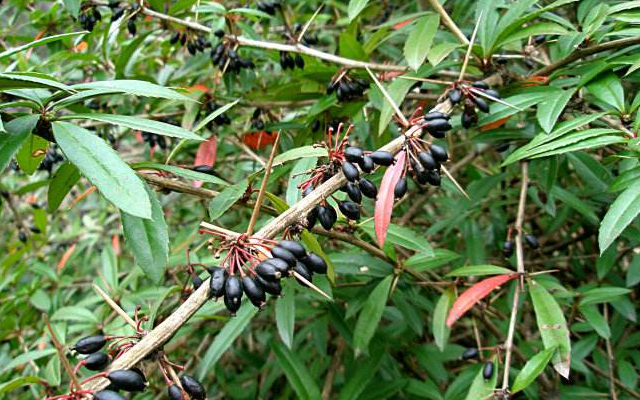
xmin=276 ymin=240 xmax=306 ymax=259
xmin=342 ymin=161 xmax=359 ymax=182
xmin=107 ymin=369 xmax=147 ymax=392
xmin=255 ymin=275 xmax=282 ymax=296
xmin=318 ymin=204 xmax=337 ymax=230
xmin=300 ymin=252 xmax=327 ymax=274
xmin=461 ymin=348 xmax=479 ymax=360
xmin=209 ymin=267 xmax=228 ymax=298
xmin=344 ymin=146 xmax=364 ymax=162
xmin=525 ymin=234 xmax=539 ymax=249
xmin=472 ymin=81 xmax=489 ymax=89
xmin=369 ymin=151 xmax=394 ymax=166
xmin=338 ymin=200 xmax=360 ymax=220
xmin=424 ymin=111 xmax=450 ymax=121
xmin=345 ymin=181 xmax=362 ymax=203
xmin=358 ymin=155 xmax=375 ymax=173
xmin=358 ymin=178 xmax=378 ymax=198
xmin=482 ymin=361 xmax=494 ymax=380
xmin=94 ymin=390 xmax=125 ymax=400
xmin=256 ymin=261 xmax=281 ymax=281
xmin=475 ymin=97 xmax=490 ymax=113
xmin=503 ymin=240 xmax=514 ymax=257
xmin=418 ymin=152 xmax=437 ymax=170
xmin=180 ymin=375 xmax=206 ymax=400
xmin=84 ymin=352 xmax=110 ymax=371
xmin=224 ymin=275 xmax=243 ymax=314
xmin=73 ymin=335 xmax=106 ymax=354
xmin=394 ymin=177 xmax=407 ymax=199
xmin=168 ymin=384 xmax=185 ymax=400
xmin=293 ymin=262 xmax=313 ymax=285
xmin=243 ymin=276 xmax=266 ymax=308
xmin=449 ymin=89 xmax=462 ymax=104
xmin=271 ymin=246 xmax=297 ymax=267
xmin=429 ymin=144 xmax=448 ymax=162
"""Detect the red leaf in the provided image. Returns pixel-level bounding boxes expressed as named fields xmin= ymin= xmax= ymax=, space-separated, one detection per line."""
xmin=193 ymin=136 xmax=217 ymax=188
xmin=446 ymin=273 xmax=519 ymax=327
xmin=242 ymin=130 xmax=277 ymax=150
xmin=374 ymin=150 xmax=406 ymax=247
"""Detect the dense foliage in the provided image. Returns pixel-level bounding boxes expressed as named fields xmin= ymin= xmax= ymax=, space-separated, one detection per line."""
xmin=1 ymin=0 xmax=640 ymax=399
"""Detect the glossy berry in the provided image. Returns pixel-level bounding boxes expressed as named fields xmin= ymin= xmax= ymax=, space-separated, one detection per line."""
xmin=256 ymin=275 xmax=282 ymax=296
xmin=418 ymin=152 xmax=437 ymax=170
xmin=256 ymin=261 xmax=281 ymax=281
xmin=525 ymin=234 xmax=539 ymax=249
xmin=484 ymin=89 xmax=501 ymax=99
xmin=318 ymin=204 xmax=337 ymax=230
xmin=84 ymin=352 xmax=110 ymax=371
xmin=482 ymin=361 xmax=494 ymax=380
xmin=475 ymin=97 xmax=490 ymax=113
xmin=243 ymin=276 xmax=266 ymax=308
xmin=193 ymin=165 xmax=216 ymax=175
xmin=107 ymin=369 xmax=147 ymax=392
xmin=73 ymin=335 xmax=106 ymax=354
xmin=294 ymin=54 xmax=305 ymax=69
xmin=180 ymin=375 xmax=206 ymax=400
xmin=472 ymin=81 xmax=489 ymax=89
xmin=267 ymin=257 xmax=291 ymax=275
xmin=358 ymin=155 xmax=375 ymax=173
xmin=293 ymin=262 xmax=313 ymax=285
xmin=426 ymin=170 xmax=441 ymax=186
xmin=338 ymin=200 xmax=360 ymax=220
xmin=276 ymin=240 xmax=306 ymax=259
xmin=429 ymin=144 xmax=448 ymax=162
xmin=344 ymin=181 xmax=362 ymax=203
xmin=300 ymin=253 xmax=327 ymax=274
xmin=306 ymin=206 xmax=318 ymax=228
xmin=342 ymin=161 xmax=359 ymax=182
xmin=168 ymin=384 xmax=185 ymax=400
xmin=94 ymin=390 xmax=125 ymax=400
xmin=127 ymin=19 xmax=137 ymax=36
xmin=18 ymin=231 xmax=26 ymax=242
xmin=209 ymin=267 xmax=228 ymax=298
xmin=192 ymin=274 xmax=203 ymax=289
xmin=358 ymin=178 xmax=378 ymax=198
xmin=461 ymin=111 xmax=474 ymax=129
xmin=426 ymin=118 xmax=452 ymax=133
xmin=424 ymin=111 xmax=450 ymax=121
xmin=271 ymin=246 xmax=297 ymax=267
xmin=224 ymin=275 xmax=243 ymax=314
xmin=461 ymin=348 xmax=479 ymax=360
xmin=449 ymin=89 xmax=462 ymax=104
xmin=394 ymin=177 xmax=407 ymax=199
xmin=344 ymin=146 xmax=364 ymax=162
xmin=503 ymin=240 xmax=514 ymax=257
xmin=369 ymin=151 xmax=394 ymax=166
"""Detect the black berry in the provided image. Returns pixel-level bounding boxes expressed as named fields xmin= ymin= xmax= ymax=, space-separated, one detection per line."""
xmin=107 ymin=369 xmax=147 ymax=392
xmin=293 ymin=262 xmax=313 ymax=285
xmin=94 ymin=390 xmax=125 ymax=400
xmin=342 ymin=161 xmax=359 ymax=182
xmin=475 ymin=97 xmax=490 ymax=113
xmin=503 ymin=240 xmax=514 ymax=257
xmin=168 ymin=384 xmax=185 ymax=400
xmin=424 ymin=111 xmax=450 ymax=121
xmin=276 ymin=240 xmax=306 ymax=259
xmin=461 ymin=348 xmax=479 ymax=360
xmin=224 ymin=275 xmax=243 ymax=314
xmin=418 ymin=152 xmax=437 ymax=170
xmin=271 ymin=246 xmax=297 ymax=267
xmin=72 ymin=335 xmax=106 ymax=354
xmin=84 ymin=352 xmax=110 ymax=371
xmin=209 ymin=267 xmax=228 ymax=298
xmin=243 ymin=276 xmax=266 ymax=308
xmin=180 ymin=375 xmax=206 ymax=400
xmin=256 ymin=261 xmax=281 ymax=281
xmin=344 ymin=146 xmax=364 ymax=162
xmin=482 ymin=361 xmax=494 ymax=380
xmin=345 ymin=181 xmax=362 ymax=203
xmin=449 ymin=89 xmax=462 ymax=104
xmin=472 ymin=81 xmax=489 ymax=89
xmin=429 ymin=144 xmax=448 ymax=162
xmin=394 ymin=177 xmax=407 ymax=199
xmin=358 ymin=155 xmax=375 ymax=173
xmin=338 ymin=200 xmax=360 ymax=220
xmin=525 ymin=234 xmax=539 ymax=249
xmin=369 ymin=151 xmax=394 ymax=166
xmin=318 ymin=204 xmax=337 ymax=230
xmin=255 ymin=275 xmax=282 ymax=296
xmin=300 ymin=252 xmax=327 ymax=274
xmin=358 ymin=178 xmax=378 ymax=198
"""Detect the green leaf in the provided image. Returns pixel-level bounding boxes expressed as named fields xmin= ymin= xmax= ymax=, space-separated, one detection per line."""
xmin=0 ymin=32 xmax=86 ymax=61
xmin=62 ymin=0 xmax=82 ymax=17
xmin=465 ymin=356 xmax=498 ymax=400
xmin=599 ymin=181 xmax=640 ymax=253
xmin=0 ymin=349 xmax=57 ymax=374
xmin=0 ymin=376 xmax=43 ymax=395
xmin=446 ymin=265 xmax=514 ymax=277
xmin=132 ymin=162 xmax=228 ymax=186
xmin=337 ymin=345 xmax=385 ymax=400
xmin=208 ymin=179 xmax=249 ymax=220
xmin=286 ymin=157 xmax=317 ymax=206
xmin=61 ymin=113 xmax=202 ymax=141
xmin=52 ymin=121 xmax=151 ymax=219
xmin=578 ymin=304 xmax=611 ymax=338
xmin=496 ymin=22 xmax=568 ymax=48
xmin=608 ymin=166 xmax=640 ymax=192
xmin=432 ymin=288 xmax=454 ymax=352
xmin=477 ymin=89 xmax=552 ymax=128
xmin=580 ymin=287 xmax=631 ymax=305
xmin=0 ymin=114 xmax=39 ymax=171
xmin=70 ymin=80 xmax=194 ymax=102
xmin=196 ymin=303 xmax=257 ymax=380
xmin=194 ymin=99 xmax=240 ymax=132
xmin=275 ymin=280 xmax=295 ymax=349
xmin=353 ymin=275 xmax=393 ymax=356
xmin=511 ymin=347 xmax=556 ymax=393
xmin=377 ymin=74 xmax=415 ymax=136
xmin=273 ymin=145 xmax=327 ymax=165
xmin=0 ymin=72 xmax=73 ymax=92
xmin=47 ymin=162 xmax=81 ymax=212
xmin=537 ymin=89 xmax=576 ymax=133
xmin=428 ymin=42 xmax=461 ymax=67
xmin=52 ymin=306 xmax=99 ymax=323
xmin=529 ymin=279 xmax=571 ymax=378
xmin=404 ymin=14 xmax=440 ymax=70
xmin=404 ymin=249 xmax=461 ymax=271
xmin=586 ymin=73 xmax=625 ymax=112
xmin=348 ymin=0 xmax=370 ymax=22
xmin=362 ymin=221 xmax=434 ymax=256
xmin=272 ymin=340 xmax=323 ymax=400
xmin=16 ymin=134 xmax=48 ymax=174
xmin=339 ymin=32 xmax=366 ymax=60
xmin=121 ymin=183 xmax=169 ymax=283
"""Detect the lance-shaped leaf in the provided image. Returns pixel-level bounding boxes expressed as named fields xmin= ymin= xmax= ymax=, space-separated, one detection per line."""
xmin=511 ymin=347 xmax=556 ymax=393
xmin=433 ymin=288 xmax=454 ymax=351
xmin=374 ymin=150 xmax=406 ymax=247
xmin=353 ymin=275 xmax=393 ymax=356
xmin=271 ymin=339 xmax=323 ymax=400
xmin=465 ymin=356 xmax=498 ymax=400
xmin=529 ymin=279 xmax=571 ymax=379
xmin=193 ymin=136 xmax=217 ymax=188
xmin=446 ymin=273 xmax=518 ymax=327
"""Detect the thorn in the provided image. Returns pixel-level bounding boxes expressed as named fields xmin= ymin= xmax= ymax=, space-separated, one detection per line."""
xmin=292 ymin=270 xmax=333 ymax=301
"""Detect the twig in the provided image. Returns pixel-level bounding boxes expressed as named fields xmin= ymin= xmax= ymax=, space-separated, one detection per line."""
xmin=500 ymin=162 xmax=528 ymax=397
xmin=425 ymin=0 xmax=469 ymax=45
xmin=44 ymin=314 xmax=81 ymax=392
xmin=584 ymin=359 xmax=640 ymax=399
xmin=297 ymin=4 xmax=323 ymax=43
xmin=246 ymin=132 xmax=280 ymax=235
xmin=604 ymin=305 xmax=618 ymax=400
xmin=92 ymin=283 xmax=138 ymax=330
xmin=458 ymin=11 xmax=482 ymax=81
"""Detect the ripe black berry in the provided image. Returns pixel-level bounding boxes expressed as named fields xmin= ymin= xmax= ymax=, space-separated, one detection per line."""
xmin=192 ymin=274 xmax=203 ymax=289
xmin=418 ymin=152 xmax=437 ymax=170
xmin=94 ymin=390 xmax=125 ymax=400
xmin=276 ymin=240 xmax=306 ymax=259
xmin=84 ymin=352 xmax=110 ymax=371
xmin=18 ymin=231 xmax=26 ymax=242
xmin=214 ymin=29 xmax=225 ymax=38
xmin=369 ymin=151 xmax=394 ymax=166
xmin=209 ymin=267 xmax=228 ymax=298
xmin=525 ymin=234 xmax=539 ymax=249
xmin=449 ymin=89 xmax=462 ymax=104
xmin=73 ymin=335 xmax=106 ymax=354
xmin=293 ymin=262 xmax=313 ymax=285
xmin=482 ymin=361 xmax=494 ymax=380
xmin=426 ymin=118 xmax=452 ymax=134
xmin=193 ymin=165 xmax=215 ymax=174
xmin=318 ymin=204 xmax=337 ymax=230
xmin=243 ymin=276 xmax=266 ymax=308
xmin=424 ymin=111 xmax=450 ymax=121
xmin=496 ymin=56 xmax=508 ymax=65
xmin=294 ymin=54 xmax=305 ymax=69
xmin=461 ymin=348 xmax=479 ymax=360
xmin=256 ymin=261 xmax=281 ymax=281
xmin=475 ymin=97 xmax=490 ymax=113
xmin=394 ymin=177 xmax=407 ymax=199
xmin=300 ymin=252 xmax=327 ymax=274
xmin=358 ymin=178 xmax=378 ymax=198
xmin=461 ymin=111 xmax=474 ymax=128
xmin=168 ymin=384 xmax=185 ymax=400
xmin=224 ymin=276 xmax=243 ymax=314
xmin=271 ymin=246 xmax=297 ymax=267
xmin=180 ymin=375 xmax=206 ymax=400
xmin=344 ymin=146 xmax=364 ymax=162
xmin=127 ymin=19 xmax=137 ymax=36
xmin=534 ymin=34 xmax=546 ymax=44
xmin=503 ymin=240 xmax=514 ymax=257
xmin=255 ymin=275 xmax=282 ymax=296
xmin=426 ymin=170 xmax=441 ymax=186
xmin=484 ymin=89 xmax=501 ymax=99
xmin=267 ymin=257 xmax=290 ymax=275
xmin=305 ymin=206 xmax=318 ymax=229
xmin=338 ymin=200 xmax=360 ymax=220
xmin=170 ymin=32 xmax=181 ymax=44
xmin=107 ymin=369 xmax=147 ymax=392
xmin=472 ymin=81 xmax=489 ymax=89
xmin=358 ymin=155 xmax=374 ymax=173
xmin=345 ymin=181 xmax=362 ymax=203
xmin=429 ymin=145 xmax=448 ymax=162
xmin=342 ymin=161 xmax=359 ymax=182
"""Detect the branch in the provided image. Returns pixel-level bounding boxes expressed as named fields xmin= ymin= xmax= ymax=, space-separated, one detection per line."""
xmin=531 ymin=36 xmax=640 ymax=77
xmin=425 ymin=0 xmax=469 ymax=46
xmin=500 ymin=161 xmax=528 ymax=396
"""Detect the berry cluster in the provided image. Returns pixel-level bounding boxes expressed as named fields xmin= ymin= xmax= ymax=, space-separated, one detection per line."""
xmin=299 ymin=123 xmax=394 ymax=230
xmin=170 ymin=30 xmax=212 ymax=56
xmin=141 ymin=131 xmax=168 ymax=151
xmin=447 ymin=81 xmax=501 ymax=129
xmin=210 ymin=31 xmax=255 ymax=74
xmin=326 ymin=73 xmax=370 ymax=102
xmin=503 ymin=232 xmax=539 ymax=257
xmin=279 ymin=51 xmax=304 ymax=70
xmin=201 ymin=97 xmax=232 ymax=129
xmin=195 ymin=230 xmax=328 ymax=314
xmin=78 ymin=7 xmax=102 ymax=31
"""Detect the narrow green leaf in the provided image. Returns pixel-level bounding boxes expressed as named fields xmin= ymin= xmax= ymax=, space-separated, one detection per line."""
xmin=464 ymin=356 xmax=498 ymax=400
xmin=428 ymin=42 xmax=460 ymax=67
xmin=348 ymin=0 xmax=370 ymax=22
xmin=580 ymin=287 xmax=631 ymax=305
xmin=52 ymin=122 xmax=151 ymax=219
xmin=337 ymin=345 xmax=385 ymax=400
xmin=208 ymin=179 xmax=249 ymax=220
xmin=599 ymin=181 xmax=640 ymax=253
xmin=0 ymin=376 xmax=43 ymax=394
xmin=447 ymin=265 xmax=514 ymax=277
xmin=275 ymin=280 xmax=295 ymax=348
xmin=196 ymin=303 xmax=257 ymax=380
xmin=362 ymin=221 xmax=434 ymax=256
xmin=353 ymin=275 xmax=393 ymax=356
xmin=272 ymin=340 xmax=323 ymax=400
xmin=286 ymin=157 xmax=317 ymax=206
xmin=529 ymin=279 xmax=571 ymax=378
xmin=537 ymin=89 xmax=576 ymax=133
xmin=0 ymin=72 xmax=73 ymax=92
xmin=16 ymin=134 xmax=48 ymax=174
xmin=0 ymin=32 xmax=86 ymax=61
xmin=52 ymin=306 xmax=99 ymax=323
xmin=194 ymin=99 xmax=240 ymax=132
xmin=586 ymin=73 xmax=625 ymax=112
xmin=132 ymin=162 xmax=228 ymax=186
xmin=433 ymin=288 xmax=454 ymax=351
xmin=0 ymin=114 xmax=39 ymax=171
xmin=62 ymin=0 xmax=82 ymax=17
xmin=404 ymin=14 xmax=440 ymax=70
xmin=273 ymin=145 xmax=327 ymax=165
xmin=0 ymin=350 xmax=57 ymax=374
xmin=578 ymin=304 xmax=611 ymax=338
xmin=47 ymin=162 xmax=81 ymax=212
xmin=121 ymin=183 xmax=169 ymax=283
xmin=70 ymin=80 xmax=194 ymax=102
xmin=511 ymin=347 xmax=556 ymax=393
